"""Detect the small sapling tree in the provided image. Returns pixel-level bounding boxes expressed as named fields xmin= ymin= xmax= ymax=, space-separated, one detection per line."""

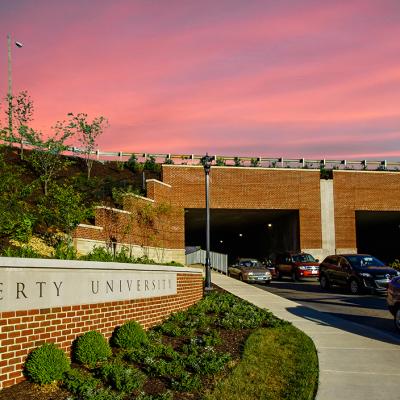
xmin=63 ymin=113 xmax=109 ymax=179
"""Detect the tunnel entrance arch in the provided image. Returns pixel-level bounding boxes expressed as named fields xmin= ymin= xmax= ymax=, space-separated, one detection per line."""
xmin=356 ymin=211 xmax=400 ymax=263
xmin=185 ymin=208 xmax=299 ymax=263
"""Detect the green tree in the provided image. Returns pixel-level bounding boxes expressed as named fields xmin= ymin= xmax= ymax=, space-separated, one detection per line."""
xmin=12 ymin=90 xmax=34 ymax=159
xmin=37 ymin=183 xmax=92 ymax=237
xmin=63 ymin=113 xmax=109 ymax=179
xmin=0 ymin=154 xmax=36 ymax=244
xmin=28 ymin=128 xmax=73 ymax=195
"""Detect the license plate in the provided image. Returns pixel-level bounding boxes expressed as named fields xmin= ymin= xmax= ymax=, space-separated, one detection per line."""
xmin=311 ymin=271 xmax=318 ymax=274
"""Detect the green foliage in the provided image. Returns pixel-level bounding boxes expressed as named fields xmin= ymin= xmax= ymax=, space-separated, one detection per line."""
xmin=24 ymin=343 xmax=70 ymax=385
xmin=28 ymin=134 xmax=73 ymax=196
xmin=112 ymin=320 xmax=149 ymax=350
xmin=54 ymin=240 xmax=78 ymax=260
xmin=185 ymin=347 xmax=230 ymax=375
xmin=143 ymin=358 xmax=184 ymax=378
xmin=63 ymin=368 xmax=100 ymax=395
xmin=136 ymin=391 xmax=173 ymax=400
xmin=250 ymin=157 xmax=260 ymax=167
xmin=73 ymin=331 xmax=112 ymax=368
xmin=0 ymin=154 xmax=36 ymax=242
xmin=143 ymin=155 xmax=161 ymax=172
xmin=126 ymin=154 xmax=143 ymax=172
xmin=215 ymin=157 xmax=226 ymax=166
xmin=61 ymin=112 xmax=109 ymax=179
xmin=112 ymin=185 xmax=142 ymax=207
xmin=1 ymin=245 xmax=42 ymax=258
xmin=98 ymin=360 xmax=146 ymax=392
xmin=81 ymin=246 xmax=114 ymax=262
xmin=171 ymin=372 xmax=202 ymax=392
xmin=233 ymin=156 xmax=242 ymax=166
xmin=37 ymin=183 xmax=91 ymax=235
xmin=163 ymin=156 xmax=174 ymax=165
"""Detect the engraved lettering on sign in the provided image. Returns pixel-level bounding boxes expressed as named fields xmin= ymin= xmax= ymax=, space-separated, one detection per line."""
xmin=144 ymin=280 xmax=149 ymax=291
xmin=106 ymin=280 xmax=113 ymax=293
xmin=152 ymin=280 xmax=156 ymax=290
xmin=137 ymin=280 xmax=141 ymax=291
xmin=91 ymin=280 xmax=99 ymax=294
xmin=16 ymin=282 xmax=27 ymax=299
xmin=53 ymin=281 xmax=63 ymax=296
xmin=127 ymin=280 xmax=132 ymax=291
xmin=36 ymin=282 xmax=46 ymax=297
xmin=0 ymin=282 xmax=3 ymax=300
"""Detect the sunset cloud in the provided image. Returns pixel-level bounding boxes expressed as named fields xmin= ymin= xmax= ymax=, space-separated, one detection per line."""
xmin=0 ymin=0 xmax=399 ymax=159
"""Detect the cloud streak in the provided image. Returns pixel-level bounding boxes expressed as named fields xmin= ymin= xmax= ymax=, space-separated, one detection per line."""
xmin=0 ymin=0 xmax=399 ymax=159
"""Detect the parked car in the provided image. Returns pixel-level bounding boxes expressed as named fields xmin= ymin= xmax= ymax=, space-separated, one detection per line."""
xmin=275 ymin=252 xmax=319 ymax=281
xmin=261 ymin=258 xmax=277 ymax=278
xmin=387 ymin=276 xmax=400 ymax=331
xmin=228 ymin=258 xmax=272 ymax=284
xmin=319 ymin=254 xmax=400 ymax=294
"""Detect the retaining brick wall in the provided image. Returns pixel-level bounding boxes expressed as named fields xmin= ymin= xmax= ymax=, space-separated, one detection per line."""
xmin=0 ymin=272 xmax=203 ymax=390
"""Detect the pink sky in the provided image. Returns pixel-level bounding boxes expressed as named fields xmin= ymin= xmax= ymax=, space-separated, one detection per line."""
xmin=1 ymin=0 xmax=400 ymax=159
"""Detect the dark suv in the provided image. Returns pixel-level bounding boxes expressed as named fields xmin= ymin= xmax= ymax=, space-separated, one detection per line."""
xmin=275 ymin=252 xmax=319 ymax=281
xmin=319 ymin=254 xmax=399 ymax=294
xmin=387 ymin=276 xmax=400 ymax=331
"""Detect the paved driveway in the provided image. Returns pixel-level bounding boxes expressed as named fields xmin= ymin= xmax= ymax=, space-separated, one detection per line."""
xmin=256 ymin=279 xmax=398 ymax=338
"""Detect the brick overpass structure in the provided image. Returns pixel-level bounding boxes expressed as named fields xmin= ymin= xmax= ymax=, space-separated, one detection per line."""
xmin=74 ymin=165 xmax=400 ymax=264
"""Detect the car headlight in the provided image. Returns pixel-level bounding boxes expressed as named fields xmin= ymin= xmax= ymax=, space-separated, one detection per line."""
xmin=359 ymin=272 xmax=372 ymax=278
xmin=299 ymin=266 xmax=307 ymax=270
xmin=247 ymin=272 xmax=254 ymax=276
xmin=396 ymin=271 xmax=400 ymax=276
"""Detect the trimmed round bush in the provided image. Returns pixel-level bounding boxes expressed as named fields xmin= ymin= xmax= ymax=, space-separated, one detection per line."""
xmin=112 ymin=321 xmax=148 ymax=349
xmin=24 ymin=343 xmax=70 ymax=384
xmin=73 ymin=331 xmax=112 ymax=368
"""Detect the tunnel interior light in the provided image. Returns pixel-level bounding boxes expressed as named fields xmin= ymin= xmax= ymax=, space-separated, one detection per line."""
xmin=239 ymin=233 xmax=243 ymax=237
xmin=267 ymin=223 xmax=272 ymax=228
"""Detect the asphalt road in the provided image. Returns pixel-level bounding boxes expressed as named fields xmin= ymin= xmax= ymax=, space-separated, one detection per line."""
xmin=255 ymin=278 xmax=398 ymax=337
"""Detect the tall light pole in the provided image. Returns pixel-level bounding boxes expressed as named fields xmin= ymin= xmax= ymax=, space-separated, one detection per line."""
xmin=201 ymin=153 xmax=215 ymax=291
xmin=7 ymin=33 xmax=23 ymax=136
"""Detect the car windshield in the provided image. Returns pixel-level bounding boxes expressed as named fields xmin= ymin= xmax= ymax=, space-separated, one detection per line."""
xmin=292 ymin=254 xmax=316 ymax=263
xmin=346 ymin=255 xmax=385 ymax=269
xmin=239 ymin=260 xmax=261 ymax=268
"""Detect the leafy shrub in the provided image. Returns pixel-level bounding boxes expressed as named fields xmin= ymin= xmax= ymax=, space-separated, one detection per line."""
xmin=1 ymin=245 xmax=42 ymax=258
xmin=63 ymin=368 xmax=100 ymax=395
xmin=125 ymin=342 xmax=179 ymax=364
xmin=170 ymin=372 xmax=202 ymax=392
xmin=112 ymin=321 xmax=149 ymax=349
xmin=82 ymin=246 xmax=114 ymax=262
xmin=143 ymin=357 xmax=184 ymax=378
xmin=73 ymin=331 xmax=112 ymax=368
xmin=54 ymin=240 xmax=78 ymax=260
xmin=24 ymin=343 xmax=70 ymax=384
xmin=185 ymin=348 xmax=230 ymax=375
xmin=99 ymin=360 xmax=146 ymax=392
xmin=136 ymin=391 xmax=173 ymax=400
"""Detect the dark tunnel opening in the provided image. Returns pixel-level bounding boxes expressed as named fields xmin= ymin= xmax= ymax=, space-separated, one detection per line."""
xmin=356 ymin=211 xmax=400 ymax=263
xmin=185 ymin=209 xmax=299 ymax=263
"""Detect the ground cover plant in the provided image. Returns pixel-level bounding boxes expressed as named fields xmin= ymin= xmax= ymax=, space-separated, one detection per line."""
xmin=0 ymin=290 xmax=319 ymax=400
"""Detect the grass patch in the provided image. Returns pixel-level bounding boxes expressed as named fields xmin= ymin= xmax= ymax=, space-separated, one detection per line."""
xmin=206 ymin=324 xmax=318 ymax=400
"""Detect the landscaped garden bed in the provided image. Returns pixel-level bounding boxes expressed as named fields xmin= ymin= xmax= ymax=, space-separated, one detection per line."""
xmin=0 ymin=289 xmax=318 ymax=400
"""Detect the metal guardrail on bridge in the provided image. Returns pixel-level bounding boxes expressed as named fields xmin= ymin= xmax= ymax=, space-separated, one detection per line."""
xmin=2 ymin=140 xmax=400 ymax=171
xmin=186 ymin=249 xmax=228 ymax=275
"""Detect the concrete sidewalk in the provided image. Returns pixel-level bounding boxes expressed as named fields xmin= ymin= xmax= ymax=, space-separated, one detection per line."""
xmin=211 ymin=273 xmax=400 ymax=400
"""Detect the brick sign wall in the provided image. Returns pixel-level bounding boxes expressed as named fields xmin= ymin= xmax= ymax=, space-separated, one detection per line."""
xmin=0 ymin=258 xmax=203 ymax=389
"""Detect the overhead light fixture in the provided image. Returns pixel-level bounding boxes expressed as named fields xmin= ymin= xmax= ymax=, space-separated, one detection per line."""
xmin=267 ymin=223 xmax=272 ymax=228
xmin=220 ymin=240 xmax=223 ymax=243
xmin=239 ymin=233 xmax=243 ymax=237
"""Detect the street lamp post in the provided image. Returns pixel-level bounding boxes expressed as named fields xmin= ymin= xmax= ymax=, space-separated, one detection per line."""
xmin=6 ymin=33 xmax=23 ymax=136
xmin=201 ymin=153 xmax=215 ymax=291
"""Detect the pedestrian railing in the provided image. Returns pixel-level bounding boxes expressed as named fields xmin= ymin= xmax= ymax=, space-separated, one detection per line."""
xmin=186 ymin=249 xmax=228 ymax=275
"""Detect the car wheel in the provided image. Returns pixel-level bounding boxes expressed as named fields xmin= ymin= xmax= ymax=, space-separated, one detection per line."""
xmin=320 ymin=274 xmax=331 ymax=290
xmin=349 ymin=279 xmax=361 ymax=295
xmin=277 ymin=270 xmax=283 ymax=280
xmin=394 ymin=308 xmax=400 ymax=332
xmin=291 ymin=271 xmax=297 ymax=282
xmin=264 ymin=280 xmax=271 ymax=285
xmin=239 ymin=274 xmax=243 ymax=281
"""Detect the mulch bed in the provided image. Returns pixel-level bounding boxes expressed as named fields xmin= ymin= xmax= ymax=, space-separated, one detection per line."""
xmin=0 ymin=286 xmax=252 ymax=400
